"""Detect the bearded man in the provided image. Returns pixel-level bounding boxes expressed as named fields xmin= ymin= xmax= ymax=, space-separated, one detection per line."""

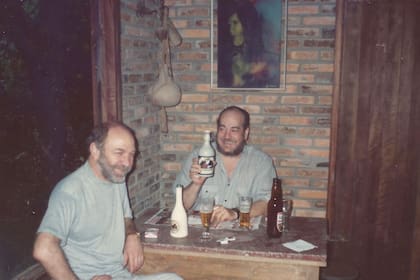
xmin=33 ymin=122 xmax=182 ymax=280
xmin=173 ymin=106 xmax=277 ymax=226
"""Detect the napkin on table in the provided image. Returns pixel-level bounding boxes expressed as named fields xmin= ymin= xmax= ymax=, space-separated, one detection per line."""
xmin=282 ymin=239 xmax=317 ymax=252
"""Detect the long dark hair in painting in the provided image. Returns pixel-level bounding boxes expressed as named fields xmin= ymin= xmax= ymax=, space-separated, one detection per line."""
xmin=217 ymin=0 xmax=281 ymax=89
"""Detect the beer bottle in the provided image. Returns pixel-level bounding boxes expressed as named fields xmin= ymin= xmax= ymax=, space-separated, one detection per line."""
xmin=198 ymin=130 xmax=215 ymax=177
xmin=266 ymin=178 xmax=284 ymax=238
xmin=170 ymin=184 xmax=188 ymax=238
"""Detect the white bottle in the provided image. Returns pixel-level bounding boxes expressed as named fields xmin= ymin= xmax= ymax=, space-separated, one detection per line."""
xmin=170 ymin=184 xmax=188 ymax=238
xmin=198 ymin=130 xmax=215 ymax=177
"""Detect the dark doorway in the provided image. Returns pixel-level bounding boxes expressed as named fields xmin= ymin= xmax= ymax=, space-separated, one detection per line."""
xmin=0 ymin=1 xmax=93 ymax=277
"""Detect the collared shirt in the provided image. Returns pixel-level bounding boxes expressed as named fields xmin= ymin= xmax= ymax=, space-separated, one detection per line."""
xmin=173 ymin=145 xmax=277 ymax=210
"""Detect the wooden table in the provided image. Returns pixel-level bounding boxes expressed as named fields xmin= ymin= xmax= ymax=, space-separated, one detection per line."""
xmin=135 ymin=209 xmax=327 ymax=280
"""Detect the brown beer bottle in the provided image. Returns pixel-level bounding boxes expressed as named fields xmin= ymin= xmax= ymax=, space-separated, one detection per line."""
xmin=266 ymin=178 xmax=283 ymax=238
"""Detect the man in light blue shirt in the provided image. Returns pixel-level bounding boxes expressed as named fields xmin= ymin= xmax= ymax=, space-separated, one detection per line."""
xmin=33 ymin=122 xmax=182 ymax=280
xmin=173 ymin=106 xmax=277 ymax=226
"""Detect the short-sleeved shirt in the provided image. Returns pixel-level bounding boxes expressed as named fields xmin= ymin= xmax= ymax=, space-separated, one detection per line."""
xmin=37 ymin=162 xmax=133 ymax=280
xmin=173 ymin=145 xmax=277 ymax=210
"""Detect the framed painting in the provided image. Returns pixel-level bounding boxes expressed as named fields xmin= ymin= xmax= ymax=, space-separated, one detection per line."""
xmin=211 ymin=0 xmax=288 ymax=90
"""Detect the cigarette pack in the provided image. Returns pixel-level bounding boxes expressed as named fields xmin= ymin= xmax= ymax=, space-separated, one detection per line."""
xmin=144 ymin=228 xmax=159 ymax=239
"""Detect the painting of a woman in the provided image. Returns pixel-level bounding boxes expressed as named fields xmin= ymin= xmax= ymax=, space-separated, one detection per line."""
xmin=217 ymin=0 xmax=282 ymax=89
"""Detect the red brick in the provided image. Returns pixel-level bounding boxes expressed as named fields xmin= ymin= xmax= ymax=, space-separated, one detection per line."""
xmin=301 ymin=106 xmax=331 ymax=114
xmin=178 ymin=114 xmax=210 ymax=123
xmin=292 ymin=199 xmax=313 ymax=209
xmin=282 ymin=96 xmax=315 ymax=105
xmin=303 ymin=16 xmax=335 ymax=25
xmin=283 ymin=178 xmax=310 ymax=187
xmin=297 ymin=189 xmax=327 ymax=199
xmin=294 ymin=210 xmax=326 ymax=218
xmin=280 ymin=116 xmax=314 ymax=125
xmin=162 ymin=162 xmax=182 ymax=172
xmin=181 ymin=94 xmax=209 ymax=103
xmin=246 ymin=96 xmax=279 ymax=104
xmin=288 ymin=51 xmax=319 ymax=60
xmin=288 ymin=27 xmax=321 ymax=37
xmin=171 ymin=124 xmax=194 ymax=132
xmin=311 ymin=179 xmax=329 ymax=188
xmin=299 ymin=148 xmax=329 ymax=158
xmin=162 ymin=143 xmax=194 ymax=152
xmin=301 ymin=84 xmax=333 ymax=95
xmin=297 ymin=127 xmax=330 ymax=137
xmin=287 ymin=74 xmax=316 ymax=83
xmin=318 ymin=96 xmax=332 ymax=105
xmin=284 ymin=138 xmax=313 ymax=147
xmin=211 ymin=94 xmax=244 ymax=104
xmin=181 ymin=29 xmax=210 ymax=38
xmin=314 ymin=138 xmax=330 ymax=147
xmin=250 ymin=136 xmax=279 ymax=145
xmin=264 ymin=106 xmax=297 ymax=114
xmin=289 ymin=5 xmax=319 ymax=14
xmin=177 ymin=52 xmax=208 ymax=61
xmin=276 ymin=168 xmax=295 ymax=177
xmin=263 ymin=147 xmax=295 ymax=157
xmin=301 ymin=63 xmax=334 ymax=72
xmin=296 ymin=168 xmax=329 ymax=178
xmin=278 ymin=158 xmax=311 ymax=167
xmin=178 ymin=133 xmax=202 ymax=142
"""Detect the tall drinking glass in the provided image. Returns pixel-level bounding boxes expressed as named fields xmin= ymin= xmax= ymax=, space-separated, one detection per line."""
xmin=239 ymin=196 xmax=252 ymax=228
xmin=281 ymin=199 xmax=293 ymax=232
xmin=199 ymin=196 xmax=214 ymax=241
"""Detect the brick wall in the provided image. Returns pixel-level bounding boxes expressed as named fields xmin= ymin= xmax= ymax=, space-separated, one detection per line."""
xmin=120 ymin=0 xmax=336 ymax=218
xmin=120 ymin=0 xmax=163 ymax=215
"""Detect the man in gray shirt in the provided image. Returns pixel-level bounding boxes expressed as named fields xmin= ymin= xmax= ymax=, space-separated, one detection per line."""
xmin=173 ymin=106 xmax=277 ymax=226
xmin=33 ymin=122 xmax=182 ymax=280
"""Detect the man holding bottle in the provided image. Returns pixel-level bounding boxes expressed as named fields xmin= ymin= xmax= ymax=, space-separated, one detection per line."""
xmin=173 ymin=106 xmax=277 ymax=226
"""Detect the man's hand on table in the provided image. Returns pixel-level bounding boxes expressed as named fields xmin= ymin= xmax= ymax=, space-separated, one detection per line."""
xmin=123 ymin=233 xmax=145 ymax=273
xmin=211 ymin=206 xmax=238 ymax=227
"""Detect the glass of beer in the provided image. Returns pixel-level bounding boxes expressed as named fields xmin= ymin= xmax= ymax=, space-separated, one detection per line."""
xmin=239 ymin=196 xmax=252 ymax=228
xmin=200 ymin=196 xmax=214 ymax=241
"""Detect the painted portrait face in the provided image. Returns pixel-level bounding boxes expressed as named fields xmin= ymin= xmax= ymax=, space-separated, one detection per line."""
xmin=228 ymin=13 xmax=244 ymax=45
xmin=216 ymin=109 xmax=249 ymax=156
xmin=97 ymin=127 xmax=136 ymax=183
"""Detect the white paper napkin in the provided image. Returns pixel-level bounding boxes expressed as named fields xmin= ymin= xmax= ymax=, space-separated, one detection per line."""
xmin=282 ymin=239 xmax=317 ymax=252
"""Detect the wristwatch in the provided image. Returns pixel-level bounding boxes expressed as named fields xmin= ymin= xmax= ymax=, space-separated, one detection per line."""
xmin=127 ymin=231 xmax=141 ymax=239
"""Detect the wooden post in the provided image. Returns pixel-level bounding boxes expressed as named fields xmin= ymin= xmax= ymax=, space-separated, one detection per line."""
xmin=90 ymin=0 xmax=122 ymax=124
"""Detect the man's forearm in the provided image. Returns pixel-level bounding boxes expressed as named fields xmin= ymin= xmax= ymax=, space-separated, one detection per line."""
xmin=124 ymin=218 xmax=138 ymax=236
xmin=33 ymin=233 xmax=77 ymax=280
xmin=40 ymin=250 xmax=77 ymax=280
xmin=182 ymin=181 xmax=202 ymax=210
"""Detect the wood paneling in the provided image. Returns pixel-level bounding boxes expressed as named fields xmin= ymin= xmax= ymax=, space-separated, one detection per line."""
xmin=329 ymin=0 xmax=420 ymax=279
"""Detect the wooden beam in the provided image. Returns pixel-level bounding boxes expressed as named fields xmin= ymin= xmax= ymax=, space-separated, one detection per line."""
xmin=90 ymin=0 xmax=122 ymax=124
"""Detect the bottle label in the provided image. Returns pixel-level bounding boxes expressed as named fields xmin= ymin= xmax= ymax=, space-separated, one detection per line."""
xmin=198 ymin=156 xmax=215 ymax=177
xmin=170 ymin=220 xmax=180 ymax=234
xmin=276 ymin=212 xmax=284 ymax=232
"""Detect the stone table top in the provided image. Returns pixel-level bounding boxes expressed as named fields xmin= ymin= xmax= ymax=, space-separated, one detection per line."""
xmin=135 ymin=208 xmax=327 ymax=266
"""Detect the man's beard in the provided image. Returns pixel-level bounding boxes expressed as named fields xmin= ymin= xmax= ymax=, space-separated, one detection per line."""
xmin=216 ymin=138 xmax=246 ymax=156
xmin=98 ymin=154 xmax=130 ymax=184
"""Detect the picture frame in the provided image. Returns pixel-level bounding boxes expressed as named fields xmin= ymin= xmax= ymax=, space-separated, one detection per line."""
xmin=211 ymin=0 xmax=288 ymax=91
